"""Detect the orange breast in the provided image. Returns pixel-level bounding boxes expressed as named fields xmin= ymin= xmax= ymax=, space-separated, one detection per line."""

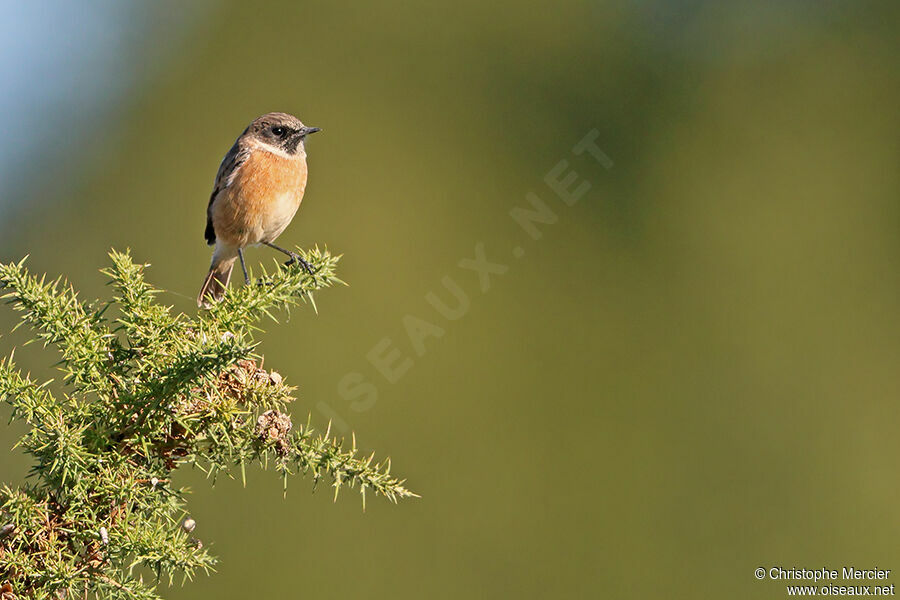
xmin=212 ymin=149 xmax=308 ymax=248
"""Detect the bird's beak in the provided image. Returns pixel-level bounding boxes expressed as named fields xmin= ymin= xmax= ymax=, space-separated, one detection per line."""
xmin=298 ymin=126 xmax=321 ymax=137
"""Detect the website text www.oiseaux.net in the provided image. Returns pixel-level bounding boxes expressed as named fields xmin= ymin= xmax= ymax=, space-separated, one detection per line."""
xmin=756 ymin=566 xmax=894 ymax=596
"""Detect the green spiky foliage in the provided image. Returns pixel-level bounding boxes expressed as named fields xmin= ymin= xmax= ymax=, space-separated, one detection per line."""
xmin=0 ymin=249 xmax=415 ymax=599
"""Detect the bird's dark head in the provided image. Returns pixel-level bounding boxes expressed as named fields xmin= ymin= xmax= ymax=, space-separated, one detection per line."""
xmin=249 ymin=112 xmax=320 ymax=155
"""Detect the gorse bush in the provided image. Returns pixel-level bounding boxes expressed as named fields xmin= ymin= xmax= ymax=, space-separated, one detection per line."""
xmin=0 ymin=248 xmax=415 ymax=599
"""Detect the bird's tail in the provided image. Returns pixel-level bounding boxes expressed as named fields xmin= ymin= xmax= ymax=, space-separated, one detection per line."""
xmin=197 ymin=246 xmax=238 ymax=308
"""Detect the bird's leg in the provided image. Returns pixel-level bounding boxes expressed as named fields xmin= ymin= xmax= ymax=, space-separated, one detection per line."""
xmin=263 ymin=241 xmax=314 ymax=275
xmin=237 ymin=248 xmax=250 ymax=285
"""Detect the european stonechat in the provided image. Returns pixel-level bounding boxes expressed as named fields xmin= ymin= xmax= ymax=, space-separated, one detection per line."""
xmin=198 ymin=112 xmax=320 ymax=307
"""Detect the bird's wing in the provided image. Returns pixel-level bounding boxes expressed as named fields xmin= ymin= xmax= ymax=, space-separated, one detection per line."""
xmin=205 ymin=141 xmax=251 ymax=245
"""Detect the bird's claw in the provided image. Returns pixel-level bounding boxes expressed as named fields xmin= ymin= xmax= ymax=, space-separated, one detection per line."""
xmin=285 ymin=253 xmax=314 ymax=276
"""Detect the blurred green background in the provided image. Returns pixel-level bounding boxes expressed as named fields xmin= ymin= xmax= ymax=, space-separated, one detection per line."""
xmin=1 ymin=1 xmax=899 ymax=597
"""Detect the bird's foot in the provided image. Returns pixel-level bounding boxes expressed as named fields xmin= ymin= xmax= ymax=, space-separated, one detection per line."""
xmin=285 ymin=252 xmax=314 ymax=276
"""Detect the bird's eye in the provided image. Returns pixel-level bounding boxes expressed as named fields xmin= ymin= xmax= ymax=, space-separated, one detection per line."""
xmin=271 ymin=126 xmax=286 ymax=137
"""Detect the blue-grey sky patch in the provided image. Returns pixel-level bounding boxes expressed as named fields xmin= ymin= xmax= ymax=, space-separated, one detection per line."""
xmin=0 ymin=0 xmax=215 ymax=217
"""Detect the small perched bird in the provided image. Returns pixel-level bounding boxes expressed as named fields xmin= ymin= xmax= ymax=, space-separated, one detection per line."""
xmin=198 ymin=112 xmax=320 ymax=307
